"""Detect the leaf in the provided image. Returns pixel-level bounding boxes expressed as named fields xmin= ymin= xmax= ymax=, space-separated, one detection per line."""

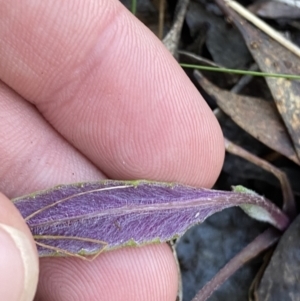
xmin=12 ymin=180 xmax=289 ymax=258
xmin=248 ymin=0 xmax=300 ymax=19
xmin=194 ymin=71 xmax=300 ymax=165
xmin=257 ymin=214 xmax=300 ymax=301
xmin=216 ymin=0 xmax=300 ymax=160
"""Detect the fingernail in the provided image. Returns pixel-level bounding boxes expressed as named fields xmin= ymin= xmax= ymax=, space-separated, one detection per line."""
xmin=0 ymin=223 xmax=39 ymax=301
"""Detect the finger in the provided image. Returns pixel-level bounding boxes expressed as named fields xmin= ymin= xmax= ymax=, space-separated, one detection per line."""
xmin=36 ymin=244 xmax=178 ymax=301
xmin=0 ymin=81 xmax=104 ymax=198
xmin=0 ymin=192 xmax=39 ymax=301
xmin=0 ymin=0 xmax=224 ymax=188
xmin=0 ymin=83 xmax=178 ymax=300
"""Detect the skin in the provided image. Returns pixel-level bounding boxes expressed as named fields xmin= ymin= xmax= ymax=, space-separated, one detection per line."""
xmin=0 ymin=0 xmax=224 ymax=300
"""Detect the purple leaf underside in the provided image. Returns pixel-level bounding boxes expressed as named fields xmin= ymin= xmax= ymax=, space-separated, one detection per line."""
xmin=12 ymin=180 xmax=289 ymax=258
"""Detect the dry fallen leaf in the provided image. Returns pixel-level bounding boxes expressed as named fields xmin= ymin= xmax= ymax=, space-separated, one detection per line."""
xmin=248 ymin=0 xmax=300 ymax=19
xmin=257 ymin=214 xmax=300 ymax=301
xmin=194 ymin=71 xmax=300 ymax=165
xmin=216 ymin=0 xmax=300 ymax=161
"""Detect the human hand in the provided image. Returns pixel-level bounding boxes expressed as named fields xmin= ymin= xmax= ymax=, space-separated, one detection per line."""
xmin=0 ymin=0 xmax=224 ymax=300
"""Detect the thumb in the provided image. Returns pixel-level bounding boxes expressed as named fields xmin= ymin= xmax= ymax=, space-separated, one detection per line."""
xmin=0 ymin=192 xmax=39 ymax=301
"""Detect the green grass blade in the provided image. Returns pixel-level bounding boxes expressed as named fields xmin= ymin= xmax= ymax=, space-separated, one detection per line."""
xmin=131 ymin=0 xmax=137 ymax=15
xmin=180 ymin=63 xmax=300 ymax=80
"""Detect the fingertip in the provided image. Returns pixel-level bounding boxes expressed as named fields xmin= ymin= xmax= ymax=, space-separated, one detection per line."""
xmin=0 ymin=193 xmax=39 ymax=301
xmin=197 ymin=109 xmax=225 ymax=188
xmin=0 ymin=0 xmax=224 ymax=189
xmin=36 ymin=244 xmax=178 ymax=301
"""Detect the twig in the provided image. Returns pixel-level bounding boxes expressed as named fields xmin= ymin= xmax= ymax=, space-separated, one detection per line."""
xmin=224 ymin=0 xmax=300 ymax=59
xmin=158 ymin=0 xmax=165 ymax=40
xmin=178 ymin=51 xmax=222 ymax=68
xmin=163 ymin=0 xmax=190 ymax=57
xmin=191 ymin=228 xmax=281 ymax=301
xmin=230 ymin=63 xmax=258 ymax=94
